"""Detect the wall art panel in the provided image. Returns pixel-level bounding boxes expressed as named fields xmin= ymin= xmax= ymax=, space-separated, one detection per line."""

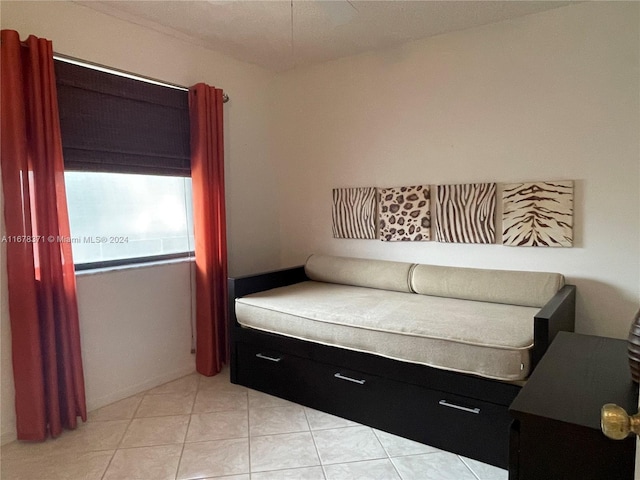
xmin=502 ymin=180 xmax=574 ymax=247
xmin=435 ymin=183 xmax=496 ymax=244
xmin=379 ymin=185 xmax=431 ymax=241
xmin=332 ymin=187 xmax=377 ymax=239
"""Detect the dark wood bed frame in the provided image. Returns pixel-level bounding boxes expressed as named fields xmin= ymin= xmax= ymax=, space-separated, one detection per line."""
xmin=228 ymin=266 xmax=576 ymax=468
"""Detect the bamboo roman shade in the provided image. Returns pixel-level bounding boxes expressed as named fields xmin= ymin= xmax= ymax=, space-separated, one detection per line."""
xmin=54 ymin=59 xmax=190 ymax=176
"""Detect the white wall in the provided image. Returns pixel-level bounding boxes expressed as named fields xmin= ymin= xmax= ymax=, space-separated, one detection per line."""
xmin=272 ymin=2 xmax=640 ymax=339
xmin=0 ymin=0 xmax=281 ymax=444
xmin=75 ymin=263 xmax=195 ymax=412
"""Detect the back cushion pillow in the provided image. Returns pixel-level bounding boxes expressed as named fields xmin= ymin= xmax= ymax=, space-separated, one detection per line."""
xmin=305 ymin=254 xmax=413 ymax=293
xmin=411 ymin=264 xmax=564 ymax=307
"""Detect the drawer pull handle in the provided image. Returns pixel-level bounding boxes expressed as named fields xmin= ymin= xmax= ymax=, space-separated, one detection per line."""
xmin=334 ymin=373 xmax=366 ymax=385
xmin=255 ymin=353 xmax=282 ymax=363
xmin=438 ymin=400 xmax=480 ymax=415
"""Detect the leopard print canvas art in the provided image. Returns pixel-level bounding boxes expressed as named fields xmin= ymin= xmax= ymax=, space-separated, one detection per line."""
xmin=379 ymin=185 xmax=431 ymax=241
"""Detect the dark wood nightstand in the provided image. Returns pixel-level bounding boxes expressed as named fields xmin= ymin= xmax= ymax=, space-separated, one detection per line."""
xmin=509 ymin=332 xmax=638 ymax=480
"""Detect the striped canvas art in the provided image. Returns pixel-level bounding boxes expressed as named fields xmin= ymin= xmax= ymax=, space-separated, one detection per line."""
xmin=379 ymin=185 xmax=431 ymax=241
xmin=435 ymin=183 xmax=496 ymax=244
xmin=502 ymin=180 xmax=574 ymax=247
xmin=332 ymin=187 xmax=377 ymax=239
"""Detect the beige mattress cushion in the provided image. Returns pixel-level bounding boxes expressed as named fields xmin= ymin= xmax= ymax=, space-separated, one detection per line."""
xmin=235 ymin=281 xmax=539 ymax=381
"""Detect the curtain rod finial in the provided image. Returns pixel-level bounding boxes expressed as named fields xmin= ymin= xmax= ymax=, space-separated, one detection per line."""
xmin=222 ymin=93 xmax=229 ymax=103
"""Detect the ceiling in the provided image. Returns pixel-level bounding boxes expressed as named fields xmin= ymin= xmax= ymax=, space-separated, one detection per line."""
xmin=76 ymin=1 xmax=575 ymax=72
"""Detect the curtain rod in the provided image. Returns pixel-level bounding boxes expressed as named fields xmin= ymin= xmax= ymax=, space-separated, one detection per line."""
xmin=53 ymin=52 xmax=230 ymax=103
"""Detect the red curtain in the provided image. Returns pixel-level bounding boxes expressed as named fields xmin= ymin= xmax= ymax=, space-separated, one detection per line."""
xmin=189 ymin=83 xmax=228 ymax=376
xmin=1 ymin=30 xmax=87 ymax=440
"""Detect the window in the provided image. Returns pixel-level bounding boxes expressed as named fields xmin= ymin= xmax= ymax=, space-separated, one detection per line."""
xmin=54 ymin=56 xmax=193 ymax=269
xmin=65 ymin=172 xmax=194 ymax=268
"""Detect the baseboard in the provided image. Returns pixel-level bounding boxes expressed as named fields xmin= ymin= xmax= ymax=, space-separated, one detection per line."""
xmin=1 ymin=429 xmax=17 ymax=446
xmin=0 ymin=364 xmax=196 ymax=445
xmin=86 ymin=364 xmax=196 ymax=413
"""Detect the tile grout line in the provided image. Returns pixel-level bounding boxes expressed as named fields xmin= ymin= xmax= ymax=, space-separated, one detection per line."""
xmin=367 ymin=427 xmax=389 ymax=466
xmin=302 ymin=407 xmax=328 ymax=480
xmin=98 ymin=449 xmax=117 ymax=480
xmin=459 ymin=455 xmax=483 ymax=480
xmin=371 ymin=429 xmax=391 ymax=459
xmin=247 ymin=389 xmax=253 ymax=477
xmin=99 ymin=393 xmax=145 ymax=480
xmin=388 ymin=456 xmax=405 ymax=479
xmin=372 ymin=429 xmax=404 ymax=479
xmin=173 ymin=376 xmax=202 ymax=480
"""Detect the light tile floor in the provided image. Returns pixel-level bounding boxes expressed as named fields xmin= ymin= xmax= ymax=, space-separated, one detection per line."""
xmin=0 ymin=369 xmax=508 ymax=480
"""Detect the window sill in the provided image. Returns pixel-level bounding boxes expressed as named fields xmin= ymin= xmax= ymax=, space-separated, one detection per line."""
xmin=74 ymin=256 xmax=194 ymax=277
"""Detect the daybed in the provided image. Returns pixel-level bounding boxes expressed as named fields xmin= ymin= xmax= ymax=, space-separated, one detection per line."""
xmin=228 ymin=254 xmax=576 ymax=468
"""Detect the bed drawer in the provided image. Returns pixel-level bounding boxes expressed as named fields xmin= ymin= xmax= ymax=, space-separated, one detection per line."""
xmin=234 ymin=341 xmax=511 ymax=467
xmin=415 ymin=388 xmax=512 ymax=467
xmin=234 ymin=342 xmax=315 ymax=401
xmin=236 ymin=341 xmax=401 ymax=422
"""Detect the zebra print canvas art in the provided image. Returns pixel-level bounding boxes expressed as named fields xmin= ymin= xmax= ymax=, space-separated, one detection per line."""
xmin=435 ymin=183 xmax=496 ymax=244
xmin=332 ymin=187 xmax=377 ymax=239
xmin=502 ymin=180 xmax=573 ymax=247
xmin=379 ymin=185 xmax=431 ymax=241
